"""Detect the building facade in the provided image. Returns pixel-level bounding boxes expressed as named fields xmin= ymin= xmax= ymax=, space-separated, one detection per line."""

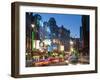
xmin=81 ymin=15 xmax=90 ymax=55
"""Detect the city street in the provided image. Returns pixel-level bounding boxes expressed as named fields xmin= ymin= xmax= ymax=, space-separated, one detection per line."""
xmin=26 ymin=54 xmax=89 ymax=67
xmin=26 ymin=13 xmax=90 ymax=67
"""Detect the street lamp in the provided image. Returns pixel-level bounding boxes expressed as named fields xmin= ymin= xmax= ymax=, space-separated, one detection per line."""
xmin=70 ymin=40 xmax=74 ymax=52
xmin=70 ymin=47 xmax=74 ymax=52
xmin=31 ymin=24 xmax=35 ymax=28
xmin=31 ymin=24 xmax=35 ymax=51
xmin=70 ymin=40 xmax=74 ymax=45
xmin=60 ymin=45 xmax=64 ymax=51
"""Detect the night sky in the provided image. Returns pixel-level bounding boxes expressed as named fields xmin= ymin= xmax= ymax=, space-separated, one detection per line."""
xmin=32 ymin=13 xmax=82 ymax=38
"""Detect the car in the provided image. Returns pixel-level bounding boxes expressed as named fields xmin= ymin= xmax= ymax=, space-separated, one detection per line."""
xmin=33 ymin=59 xmax=50 ymax=66
xmin=59 ymin=58 xmax=64 ymax=62
xmin=52 ymin=58 xmax=59 ymax=63
xmin=68 ymin=54 xmax=78 ymax=64
xmin=48 ymin=57 xmax=60 ymax=63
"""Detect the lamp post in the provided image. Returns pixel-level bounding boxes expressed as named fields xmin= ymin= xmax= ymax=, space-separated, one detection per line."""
xmin=31 ymin=24 xmax=35 ymax=51
xmin=70 ymin=40 xmax=74 ymax=53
